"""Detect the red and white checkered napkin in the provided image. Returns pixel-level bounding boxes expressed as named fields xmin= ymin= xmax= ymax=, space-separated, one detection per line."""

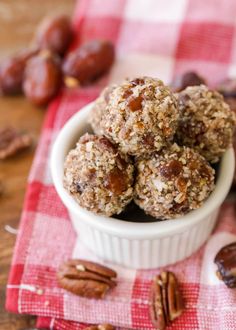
xmin=6 ymin=0 xmax=236 ymax=329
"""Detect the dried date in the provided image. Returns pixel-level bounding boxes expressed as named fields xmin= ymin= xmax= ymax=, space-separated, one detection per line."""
xmin=35 ymin=14 xmax=73 ymax=56
xmin=217 ymin=78 xmax=236 ymax=112
xmin=23 ymin=50 xmax=62 ymax=106
xmin=214 ymin=242 xmax=236 ymax=288
xmin=63 ymin=40 xmax=115 ymax=86
xmin=170 ymin=71 xmax=206 ymax=92
xmin=0 ymin=47 xmax=38 ymax=95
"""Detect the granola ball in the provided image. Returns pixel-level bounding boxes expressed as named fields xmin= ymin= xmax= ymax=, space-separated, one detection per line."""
xmin=88 ymin=84 xmax=117 ymax=135
xmin=64 ymin=134 xmax=134 ymax=216
xmin=134 ymin=144 xmax=215 ymax=220
xmin=101 ymin=77 xmax=178 ymax=156
xmin=176 ymin=85 xmax=236 ymax=163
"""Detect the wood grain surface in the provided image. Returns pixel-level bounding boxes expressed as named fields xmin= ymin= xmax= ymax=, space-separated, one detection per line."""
xmin=0 ymin=1 xmax=74 ymax=329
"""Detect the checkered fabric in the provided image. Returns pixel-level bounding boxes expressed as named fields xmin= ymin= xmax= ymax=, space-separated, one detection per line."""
xmin=6 ymin=0 xmax=236 ymax=329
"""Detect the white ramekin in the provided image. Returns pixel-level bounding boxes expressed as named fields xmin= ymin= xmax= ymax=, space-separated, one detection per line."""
xmin=50 ymin=102 xmax=235 ymax=269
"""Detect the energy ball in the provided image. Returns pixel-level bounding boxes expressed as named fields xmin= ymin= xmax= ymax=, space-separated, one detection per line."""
xmin=176 ymin=85 xmax=236 ymax=163
xmin=64 ymin=134 xmax=134 ymax=216
xmin=88 ymin=84 xmax=117 ymax=135
xmin=134 ymin=144 xmax=215 ymax=220
xmin=101 ymin=77 xmax=179 ymax=156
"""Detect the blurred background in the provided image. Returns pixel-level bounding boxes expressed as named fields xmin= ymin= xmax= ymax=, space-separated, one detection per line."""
xmin=0 ymin=1 xmax=74 ymax=329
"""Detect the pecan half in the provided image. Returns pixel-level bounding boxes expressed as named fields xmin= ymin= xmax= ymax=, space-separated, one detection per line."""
xmin=214 ymin=242 xmax=236 ymax=288
xmin=84 ymin=324 xmax=115 ymax=330
xmin=149 ymin=271 xmax=184 ymax=330
xmin=57 ymin=259 xmax=117 ymax=299
xmin=0 ymin=127 xmax=32 ymax=160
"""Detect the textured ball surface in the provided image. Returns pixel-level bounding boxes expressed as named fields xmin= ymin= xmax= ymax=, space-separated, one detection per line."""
xmin=177 ymin=85 xmax=236 ymax=163
xmin=64 ymin=134 xmax=134 ymax=216
xmin=100 ymin=77 xmax=179 ymax=156
xmin=134 ymin=144 xmax=215 ymax=220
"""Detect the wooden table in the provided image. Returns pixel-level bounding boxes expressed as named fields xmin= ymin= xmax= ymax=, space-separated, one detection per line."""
xmin=0 ymin=1 xmax=74 ymax=329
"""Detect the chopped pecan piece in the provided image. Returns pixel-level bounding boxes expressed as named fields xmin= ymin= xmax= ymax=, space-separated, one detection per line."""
xmin=84 ymin=324 xmax=115 ymax=330
xmin=0 ymin=127 xmax=32 ymax=160
xmin=57 ymin=259 xmax=117 ymax=299
xmin=149 ymin=271 xmax=184 ymax=330
xmin=214 ymin=242 xmax=236 ymax=288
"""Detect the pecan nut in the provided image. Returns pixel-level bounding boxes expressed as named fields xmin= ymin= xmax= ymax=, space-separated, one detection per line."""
xmin=214 ymin=242 xmax=236 ymax=288
xmin=0 ymin=127 xmax=32 ymax=160
xmin=84 ymin=324 xmax=115 ymax=330
xmin=149 ymin=271 xmax=184 ymax=330
xmin=57 ymin=259 xmax=117 ymax=299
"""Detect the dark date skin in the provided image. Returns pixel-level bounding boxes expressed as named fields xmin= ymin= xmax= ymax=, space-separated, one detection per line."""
xmin=214 ymin=242 xmax=236 ymax=288
xmin=170 ymin=71 xmax=206 ymax=92
xmin=0 ymin=48 xmax=38 ymax=95
xmin=35 ymin=14 xmax=73 ymax=56
xmin=23 ymin=51 xmax=62 ymax=106
xmin=63 ymin=40 xmax=115 ymax=85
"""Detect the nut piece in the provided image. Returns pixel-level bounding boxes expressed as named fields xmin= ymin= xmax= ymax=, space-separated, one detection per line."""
xmin=0 ymin=127 xmax=32 ymax=159
xmin=35 ymin=14 xmax=73 ymax=56
xmin=62 ymin=40 xmax=115 ymax=85
xmin=214 ymin=242 xmax=236 ymax=288
xmin=23 ymin=50 xmax=62 ymax=106
xmin=57 ymin=259 xmax=117 ymax=299
xmin=149 ymin=271 xmax=184 ymax=330
xmin=0 ymin=47 xmax=39 ymax=95
xmin=84 ymin=324 xmax=115 ymax=330
xmin=170 ymin=71 xmax=206 ymax=92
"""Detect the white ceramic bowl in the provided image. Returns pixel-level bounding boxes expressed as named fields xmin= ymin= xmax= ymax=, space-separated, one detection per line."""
xmin=51 ymin=102 xmax=235 ymax=269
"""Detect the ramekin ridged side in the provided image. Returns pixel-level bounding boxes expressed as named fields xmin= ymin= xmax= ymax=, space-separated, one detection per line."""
xmin=69 ymin=208 xmax=218 ymax=268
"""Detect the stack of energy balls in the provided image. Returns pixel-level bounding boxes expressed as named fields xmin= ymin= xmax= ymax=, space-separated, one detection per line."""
xmin=64 ymin=77 xmax=236 ymax=220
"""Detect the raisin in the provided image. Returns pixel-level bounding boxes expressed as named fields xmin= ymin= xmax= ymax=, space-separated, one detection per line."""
xmin=160 ymin=160 xmax=182 ymax=179
xmin=142 ymin=134 xmax=154 ymax=146
xmin=99 ymin=137 xmax=116 ymax=152
xmin=104 ymin=168 xmax=128 ymax=195
xmin=128 ymin=95 xmax=143 ymax=111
